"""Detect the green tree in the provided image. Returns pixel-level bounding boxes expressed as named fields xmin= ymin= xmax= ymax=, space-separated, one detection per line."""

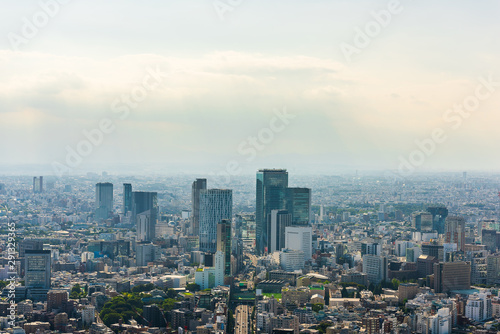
xmin=316 ymin=321 xmax=333 ymax=334
xmin=341 ymin=287 xmax=348 ymax=298
xmin=102 ymin=313 xmax=122 ymax=327
xmin=72 ymin=284 xmax=82 ymax=294
xmin=227 ymin=310 xmax=235 ymax=334
xmin=312 ymin=303 xmax=324 ymax=313
xmin=186 ymin=283 xmax=201 ymax=292
xmin=99 ymin=308 xmax=114 ymax=319
xmin=401 ymin=298 xmax=409 ymax=313
xmin=165 ymin=288 xmax=178 ymax=299
xmin=132 ymin=283 xmax=155 ymax=293
xmin=70 ymin=283 xmax=85 ymax=299
xmin=100 ymin=294 xmax=144 ymax=325
xmin=161 ymin=298 xmax=176 ymax=311
xmin=122 ymin=310 xmax=137 ymax=322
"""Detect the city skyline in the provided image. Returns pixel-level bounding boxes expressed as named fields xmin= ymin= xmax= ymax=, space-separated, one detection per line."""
xmin=3 ymin=166 xmax=500 ymax=332
xmin=3 ymin=1 xmax=500 ymax=333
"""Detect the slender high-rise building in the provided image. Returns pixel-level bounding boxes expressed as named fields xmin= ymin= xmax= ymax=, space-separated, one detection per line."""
xmin=95 ymin=183 xmax=113 ymax=220
xmin=445 ymin=216 xmax=466 ymax=251
xmin=137 ymin=210 xmax=155 ymax=242
xmin=286 ymin=188 xmax=311 ymax=226
xmin=191 ymin=179 xmax=207 ymax=236
xmin=123 ymin=183 xmax=132 ymax=215
xmin=33 ymin=176 xmax=43 ymax=194
xmin=199 ymin=189 xmax=232 ymax=253
xmin=268 ymin=209 xmax=292 ymax=253
xmin=256 ymin=169 xmax=288 ymax=254
xmin=131 ymin=191 xmax=158 ymax=240
xmin=217 ymin=219 xmax=232 ymax=276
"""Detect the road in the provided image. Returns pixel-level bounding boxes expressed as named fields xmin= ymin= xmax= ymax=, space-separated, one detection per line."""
xmin=235 ymin=305 xmax=251 ymax=334
xmin=246 ymin=253 xmax=258 ymax=267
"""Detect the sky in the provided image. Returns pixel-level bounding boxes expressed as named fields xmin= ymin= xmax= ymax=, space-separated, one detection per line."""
xmin=0 ymin=0 xmax=499 ymax=176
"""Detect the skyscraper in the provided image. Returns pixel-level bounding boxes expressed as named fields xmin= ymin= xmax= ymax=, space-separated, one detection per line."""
xmin=131 ymin=191 xmax=158 ymax=239
xmin=362 ymin=254 xmax=388 ymax=284
xmin=268 ymin=209 xmax=292 ymax=253
xmin=422 ymin=243 xmax=444 ymax=262
xmin=445 ymin=216 xmax=466 ymax=251
xmin=285 ymin=188 xmax=311 ymax=225
xmin=136 ymin=243 xmax=161 ymax=266
xmin=412 ymin=212 xmax=433 ymax=232
xmin=433 ymin=261 xmax=471 ymax=293
xmin=256 ymin=169 xmax=288 ymax=254
xmin=25 ymin=250 xmax=51 ymax=291
xmin=427 ymin=206 xmax=448 ymax=234
xmin=137 ymin=210 xmax=155 ymax=242
xmin=199 ymin=189 xmax=232 ymax=252
xmin=20 ymin=239 xmax=44 ymax=258
xmin=143 ymin=304 xmax=167 ymax=327
xmin=487 ymin=254 xmax=500 ymax=285
xmin=285 ymin=226 xmax=312 ymax=260
xmin=361 ymin=241 xmax=381 ymax=256
xmin=33 ymin=176 xmax=43 ymax=194
xmin=191 ymin=178 xmax=207 ymax=236
xmin=95 ymin=182 xmax=113 ymax=220
xmin=482 ymin=229 xmax=498 ymax=253
xmin=123 ymin=183 xmax=132 ymax=215
xmin=217 ymin=219 xmax=232 ymax=276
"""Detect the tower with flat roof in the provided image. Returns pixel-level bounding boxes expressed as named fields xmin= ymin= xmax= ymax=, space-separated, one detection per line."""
xmin=256 ymin=169 xmax=288 ymax=254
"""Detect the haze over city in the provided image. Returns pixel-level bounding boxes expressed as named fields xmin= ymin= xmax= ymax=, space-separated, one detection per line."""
xmin=3 ymin=2 xmax=500 ymax=334
xmin=1 ymin=1 xmax=500 ymax=175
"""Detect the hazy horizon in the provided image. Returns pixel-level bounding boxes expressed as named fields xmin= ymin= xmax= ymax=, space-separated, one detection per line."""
xmin=1 ymin=1 xmax=499 ymax=176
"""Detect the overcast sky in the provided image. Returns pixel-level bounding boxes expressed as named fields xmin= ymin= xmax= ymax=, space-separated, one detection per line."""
xmin=0 ymin=0 xmax=499 ymax=175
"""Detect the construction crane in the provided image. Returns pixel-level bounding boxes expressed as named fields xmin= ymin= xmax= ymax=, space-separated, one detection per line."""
xmin=132 ymin=308 xmax=150 ymax=327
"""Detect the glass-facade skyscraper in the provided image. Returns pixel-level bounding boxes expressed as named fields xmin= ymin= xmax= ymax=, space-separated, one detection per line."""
xmin=191 ymin=178 xmax=207 ymax=236
xmin=286 ymin=187 xmax=311 ymax=226
xmin=131 ymin=191 xmax=158 ymax=241
xmin=217 ymin=219 xmax=232 ymax=276
xmin=256 ymin=169 xmax=288 ymax=254
xmin=33 ymin=176 xmax=43 ymax=194
xmin=427 ymin=206 xmax=448 ymax=234
xmin=199 ymin=189 xmax=232 ymax=253
xmin=123 ymin=183 xmax=132 ymax=215
xmin=95 ymin=182 xmax=113 ymax=220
